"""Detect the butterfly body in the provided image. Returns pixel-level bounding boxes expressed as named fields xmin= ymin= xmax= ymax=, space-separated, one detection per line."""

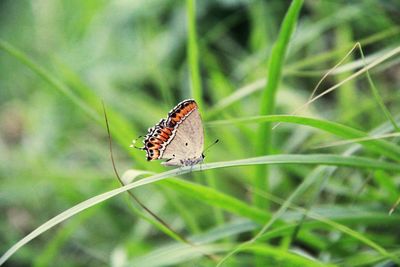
xmin=138 ymin=99 xmax=204 ymax=167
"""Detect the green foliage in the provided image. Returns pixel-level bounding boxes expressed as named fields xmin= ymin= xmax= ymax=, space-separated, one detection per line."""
xmin=1 ymin=0 xmax=400 ymax=266
xmin=254 ymin=0 xmax=303 ymax=211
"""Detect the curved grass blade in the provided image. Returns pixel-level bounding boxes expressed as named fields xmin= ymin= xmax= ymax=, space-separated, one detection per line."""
xmin=206 ymin=27 xmax=399 ymax=118
xmin=308 ymin=42 xmax=399 ymax=132
xmin=312 ymin=132 xmax=400 ymax=149
xmin=286 ymin=26 xmax=400 ymax=72
xmin=217 ymin=162 xmax=400 ymax=266
xmin=162 ymin=179 xmax=268 ymax=223
xmin=129 ymin=220 xmax=255 ymax=266
xmin=253 ymin=190 xmax=399 ymax=265
xmin=216 ymin=116 xmax=400 ymax=265
xmin=205 ymin=78 xmax=266 ymax=119
xmin=0 ymin=40 xmax=195 ymax=249
xmin=208 ymin=115 xmax=400 ymax=161
xmin=240 ymin=244 xmax=335 ymax=267
xmin=163 ymin=177 xmax=400 ymax=227
xmin=2 ymin=153 xmax=400 ymax=265
xmin=357 ymin=44 xmax=400 ymax=132
xmin=255 ymin=0 xmax=303 ymax=209
xmin=282 ymin=113 xmax=400 ymax=254
xmin=276 ymin=46 xmax=400 ymax=130
xmin=132 ymin=242 xmax=332 ymax=267
xmin=0 ymin=40 xmax=100 ymax=124
xmin=0 ymin=40 xmax=141 ymax=161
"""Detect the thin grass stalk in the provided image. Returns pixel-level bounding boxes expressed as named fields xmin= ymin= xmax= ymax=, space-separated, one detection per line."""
xmin=285 ymin=26 xmax=400 ymax=72
xmin=186 ymin=0 xmax=203 ymax=110
xmin=187 ymin=0 xmax=226 ymax=226
xmin=336 ymin=25 xmax=357 ymax=121
xmin=358 ymin=45 xmax=400 ymax=131
xmin=254 ymin=0 xmax=303 ymax=210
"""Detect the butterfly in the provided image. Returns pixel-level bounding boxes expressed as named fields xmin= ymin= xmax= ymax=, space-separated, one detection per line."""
xmin=133 ymin=99 xmax=205 ymax=166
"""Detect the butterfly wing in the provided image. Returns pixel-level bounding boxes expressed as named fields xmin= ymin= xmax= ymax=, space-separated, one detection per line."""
xmin=161 ymin=107 xmax=204 ymax=166
xmin=142 ymin=99 xmax=204 ymax=166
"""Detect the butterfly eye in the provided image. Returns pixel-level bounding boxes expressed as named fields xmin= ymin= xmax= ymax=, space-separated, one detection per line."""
xmin=185 ymin=143 xmax=188 ymax=146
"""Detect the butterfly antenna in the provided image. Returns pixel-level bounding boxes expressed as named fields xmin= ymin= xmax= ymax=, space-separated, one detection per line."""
xmin=203 ymin=139 xmax=219 ymax=156
xmin=101 ymin=101 xmax=219 ymax=262
xmin=130 ymin=135 xmax=144 ymax=150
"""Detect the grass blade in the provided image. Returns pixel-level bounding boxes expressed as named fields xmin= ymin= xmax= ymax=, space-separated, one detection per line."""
xmin=0 ymin=40 xmax=100 ymax=124
xmin=1 ymin=153 xmax=399 ymax=265
xmin=186 ymin=0 xmax=203 ymax=109
xmin=254 ymin=0 xmax=303 ymax=209
xmin=208 ymin=115 xmax=400 ymax=161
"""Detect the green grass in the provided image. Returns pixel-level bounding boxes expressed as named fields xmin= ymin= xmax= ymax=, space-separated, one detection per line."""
xmin=1 ymin=1 xmax=400 ymax=266
xmin=254 ymin=0 xmax=303 ymax=212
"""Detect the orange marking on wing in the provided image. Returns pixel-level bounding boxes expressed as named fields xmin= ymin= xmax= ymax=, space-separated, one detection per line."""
xmin=188 ymin=102 xmax=196 ymax=110
xmin=160 ymin=131 xmax=169 ymax=139
xmin=175 ymin=112 xmax=183 ymax=120
xmin=182 ymin=103 xmax=195 ymax=116
xmin=152 ymin=144 xmax=161 ymax=149
xmin=153 ymin=139 xmax=162 ymax=145
xmin=157 ymin=135 xmax=167 ymax=142
xmin=181 ymin=107 xmax=189 ymax=114
xmin=165 ymin=101 xmax=197 ymax=128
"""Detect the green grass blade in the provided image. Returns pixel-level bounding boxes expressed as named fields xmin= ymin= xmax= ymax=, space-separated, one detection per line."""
xmin=205 ymin=78 xmax=266 ymax=120
xmin=2 ymin=153 xmax=399 ymax=265
xmin=343 ymin=249 xmax=400 ymax=267
xmin=207 ymin=34 xmax=400 ymax=119
xmin=241 ymin=244 xmax=335 ymax=267
xmin=163 ymin=179 xmax=268 ymax=223
xmin=0 ymin=39 xmax=206 ymax=251
xmin=217 ymin=159 xmax=399 ymax=266
xmin=0 ymin=40 xmax=100 ymax=124
xmin=358 ymin=45 xmax=400 ymax=131
xmin=254 ymin=190 xmax=400 ymax=265
xmin=286 ymin=26 xmax=400 ymax=72
xmin=308 ymin=212 xmax=400 ymax=264
xmin=186 ymin=0 xmax=203 ymax=109
xmin=254 ymin=0 xmax=303 ymax=209
xmin=208 ymin=115 xmax=400 ymax=161
xmin=33 ymin=209 xmax=97 ymax=267
xmin=0 ymin=40 xmax=141 ymax=161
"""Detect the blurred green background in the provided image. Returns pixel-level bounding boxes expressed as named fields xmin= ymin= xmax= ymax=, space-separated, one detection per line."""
xmin=1 ymin=0 xmax=400 ymax=266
